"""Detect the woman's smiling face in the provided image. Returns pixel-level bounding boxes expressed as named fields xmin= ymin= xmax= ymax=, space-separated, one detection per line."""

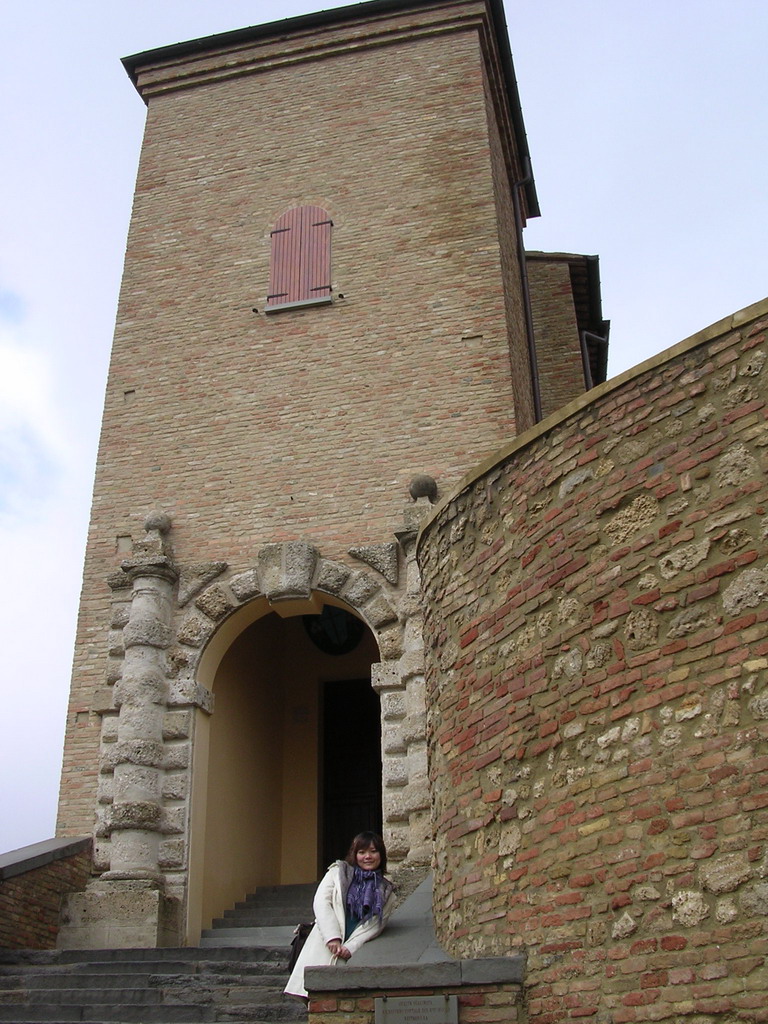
xmin=355 ymin=844 xmax=381 ymax=871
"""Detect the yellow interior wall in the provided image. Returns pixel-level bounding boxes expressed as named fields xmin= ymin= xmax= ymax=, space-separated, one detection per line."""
xmin=279 ymin=626 xmax=320 ymax=884
xmin=186 ymin=708 xmax=210 ymax=945
xmin=279 ymin=617 xmax=379 ymax=881
xmin=201 ymin=615 xmax=285 ymax=930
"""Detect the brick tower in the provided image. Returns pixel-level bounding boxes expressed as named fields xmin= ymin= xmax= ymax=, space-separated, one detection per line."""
xmin=56 ymin=0 xmax=602 ymax=948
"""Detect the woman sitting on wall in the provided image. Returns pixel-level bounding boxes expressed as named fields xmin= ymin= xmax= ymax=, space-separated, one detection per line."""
xmin=284 ymin=831 xmax=395 ymax=999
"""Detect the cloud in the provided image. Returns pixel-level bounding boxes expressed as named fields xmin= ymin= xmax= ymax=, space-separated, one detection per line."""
xmin=0 ymin=288 xmax=26 ymax=324
xmin=0 ymin=317 xmax=84 ymax=850
xmin=0 ymin=326 xmax=71 ymax=524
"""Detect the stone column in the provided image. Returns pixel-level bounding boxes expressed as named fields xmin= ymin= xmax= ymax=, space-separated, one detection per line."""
xmin=395 ymin=493 xmax=434 ymax=866
xmin=58 ymin=514 xmax=182 ymax=949
xmin=105 ymin=515 xmax=177 ymax=881
xmin=374 ymin=485 xmax=436 ymax=869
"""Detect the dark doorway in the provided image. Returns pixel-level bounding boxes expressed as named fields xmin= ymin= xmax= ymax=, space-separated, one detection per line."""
xmin=321 ymin=678 xmax=382 ymax=869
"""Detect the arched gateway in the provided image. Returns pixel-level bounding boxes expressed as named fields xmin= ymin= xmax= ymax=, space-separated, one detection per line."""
xmin=193 ymin=600 xmax=381 ymax=940
xmin=60 ymin=521 xmax=433 ymax=948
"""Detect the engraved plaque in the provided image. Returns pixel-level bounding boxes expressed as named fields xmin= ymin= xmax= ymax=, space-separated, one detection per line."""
xmin=374 ymin=994 xmax=458 ymax=1024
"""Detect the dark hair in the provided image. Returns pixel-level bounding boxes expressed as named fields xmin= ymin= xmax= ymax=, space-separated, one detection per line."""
xmin=345 ymin=831 xmax=387 ymax=873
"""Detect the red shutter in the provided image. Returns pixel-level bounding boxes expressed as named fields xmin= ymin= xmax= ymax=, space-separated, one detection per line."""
xmin=303 ymin=206 xmax=332 ymax=300
xmin=267 ymin=206 xmax=332 ymax=309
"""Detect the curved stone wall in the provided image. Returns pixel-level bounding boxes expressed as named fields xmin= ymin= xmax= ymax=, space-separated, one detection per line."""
xmin=418 ymin=300 xmax=768 ymax=1022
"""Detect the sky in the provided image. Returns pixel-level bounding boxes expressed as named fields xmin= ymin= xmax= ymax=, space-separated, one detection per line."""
xmin=0 ymin=0 xmax=766 ymax=855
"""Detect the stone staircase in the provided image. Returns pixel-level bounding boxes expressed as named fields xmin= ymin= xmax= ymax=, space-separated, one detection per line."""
xmin=0 ymin=883 xmax=316 ymax=1024
xmin=201 ymin=882 xmax=316 ymax=950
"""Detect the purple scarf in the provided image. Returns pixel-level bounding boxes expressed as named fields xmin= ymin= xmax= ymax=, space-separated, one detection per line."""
xmin=346 ymin=867 xmax=384 ymax=923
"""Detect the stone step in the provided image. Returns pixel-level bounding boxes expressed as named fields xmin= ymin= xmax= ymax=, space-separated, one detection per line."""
xmin=2 ymin=967 xmax=288 ymax=988
xmin=0 ymin=1006 xmax=212 ymax=1023
xmin=23 ymin=986 xmax=164 ymax=1004
xmin=0 ymin=1007 xmax=304 ymax=1024
xmin=22 ymin=989 xmax=291 ymax=1006
xmin=0 ymin=1018 xmax=302 ymax=1024
xmin=0 ymin=995 xmax=304 ymax=1023
xmin=196 ymin=962 xmax=291 ymax=976
xmin=0 ymin=885 xmax=314 ymax=1024
xmin=54 ymin=946 xmax=287 ymax=963
xmin=22 ymin=971 xmax=161 ymax=989
xmin=216 ymin=909 xmax=310 ymax=926
xmin=0 ymin=944 xmax=305 ymax=1024
xmin=200 ymin=926 xmax=297 ymax=948
xmin=0 ymin=960 xmax=198 ymax=977
xmin=238 ymin=883 xmax=316 ymax=905
xmin=4 ymin=978 xmax=289 ymax=1001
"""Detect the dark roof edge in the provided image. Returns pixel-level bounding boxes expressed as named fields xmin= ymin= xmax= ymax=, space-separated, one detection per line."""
xmin=0 ymin=836 xmax=91 ymax=881
xmin=121 ymin=0 xmax=538 ymax=217
xmin=526 ymin=251 xmax=600 ymax=263
xmin=485 ymin=0 xmax=538 ymax=216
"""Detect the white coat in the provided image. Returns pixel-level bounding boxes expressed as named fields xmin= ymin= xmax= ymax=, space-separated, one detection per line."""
xmin=284 ymin=860 xmax=394 ymax=998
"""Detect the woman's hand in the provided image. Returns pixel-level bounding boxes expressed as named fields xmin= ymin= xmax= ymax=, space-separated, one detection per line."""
xmin=326 ymin=939 xmax=352 ymax=960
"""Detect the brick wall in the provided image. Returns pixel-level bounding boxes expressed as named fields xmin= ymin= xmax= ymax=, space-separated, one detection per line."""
xmin=308 ymin=983 xmax=522 ymax=1023
xmin=418 ymin=299 xmax=768 ymax=1023
xmin=527 ymin=255 xmax=585 ymax=417
xmin=0 ymin=841 xmax=91 ymax=949
xmin=57 ymin=0 xmax=534 ymax=837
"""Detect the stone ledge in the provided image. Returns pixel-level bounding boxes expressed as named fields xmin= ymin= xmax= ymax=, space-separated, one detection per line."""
xmin=304 ymin=872 xmax=525 ymax=992
xmin=0 ymin=837 xmax=91 ymax=881
xmin=305 ymin=955 xmax=525 ymax=991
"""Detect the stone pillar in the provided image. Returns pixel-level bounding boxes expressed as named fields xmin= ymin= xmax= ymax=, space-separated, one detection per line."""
xmin=373 ymin=487 xmax=436 ymax=868
xmin=105 ymin=516 xmax=177 ymax=881
xmin=58 ymin=514 xmax=182 ymax=949
xmin=395 ymin=494 xmax=434 ymax=866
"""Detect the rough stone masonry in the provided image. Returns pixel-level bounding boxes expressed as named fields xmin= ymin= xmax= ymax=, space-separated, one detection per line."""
xmin=419 ymin=300 xmax=768 ymax=1024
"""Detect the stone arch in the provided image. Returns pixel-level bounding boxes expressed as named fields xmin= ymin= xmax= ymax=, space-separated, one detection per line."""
xmin=171 ymin=540 xmax=431 ymax=942
xmin=172 ymin=542 xmax=402 ymax=696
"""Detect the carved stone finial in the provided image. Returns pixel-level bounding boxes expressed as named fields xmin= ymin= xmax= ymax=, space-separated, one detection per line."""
xmin=121 ymin=510 xmax=176 ymax=581
xmin=145 ymin=511 xmax=172 ymax=534
xmin=409 ymin=474 xmax=437 ymax=503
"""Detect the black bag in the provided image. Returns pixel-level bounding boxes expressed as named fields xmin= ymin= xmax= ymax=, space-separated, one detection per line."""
xmin=288 ymin=922 xmax=313 ymax=971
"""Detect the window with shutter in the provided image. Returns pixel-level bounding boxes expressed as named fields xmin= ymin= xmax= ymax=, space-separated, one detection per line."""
xmin=266 ymin=205 xmax=333 ymax=312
